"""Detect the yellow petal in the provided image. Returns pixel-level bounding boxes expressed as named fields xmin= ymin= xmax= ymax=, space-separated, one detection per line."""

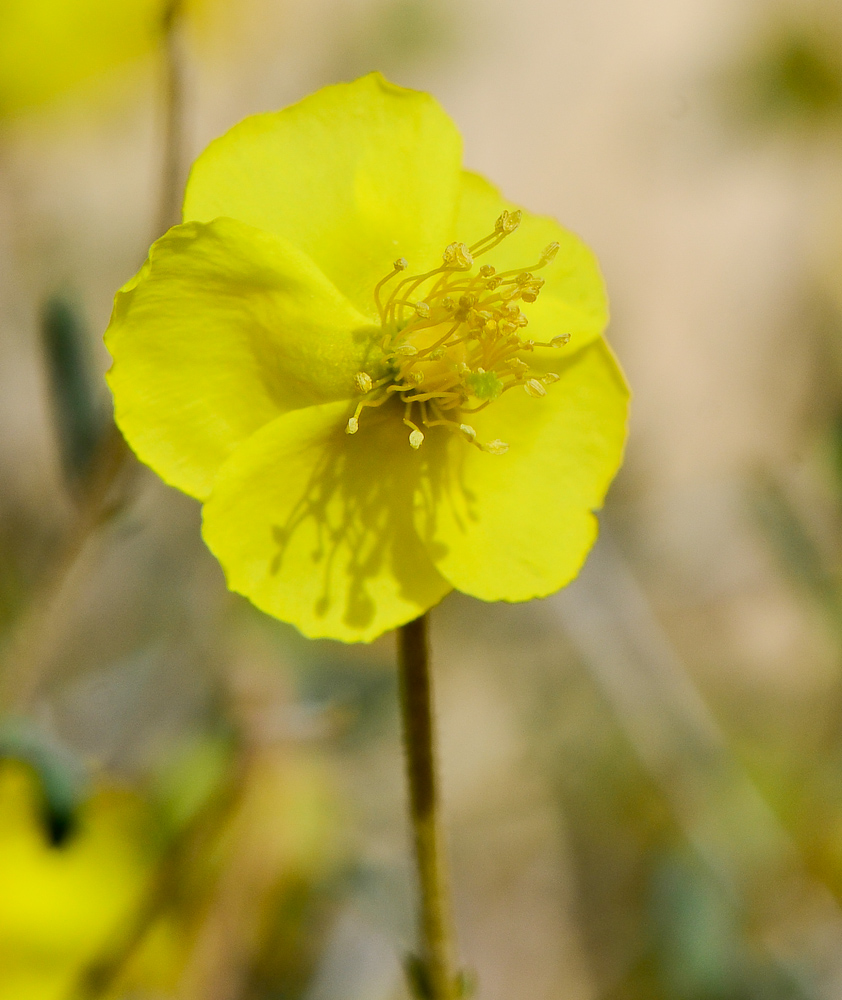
xmin=183 ymin=73 xmax=463 ymax=319
xmin=106 ymin=217 xmax=378 ymax=501
xmin=414 ymin=340 xmax=629 ymax=601
xmin=202 ymin=401 xmax=452 ymax=642
xmin=455 ymin=170 xmax=608 ymax=354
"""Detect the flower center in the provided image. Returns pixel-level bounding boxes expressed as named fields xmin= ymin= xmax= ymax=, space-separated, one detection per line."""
xmin=346 ymin=210 xmax=571 ymax=454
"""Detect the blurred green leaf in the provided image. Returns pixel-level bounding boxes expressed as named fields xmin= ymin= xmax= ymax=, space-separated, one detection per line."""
xmin=0 ymin=717 xmax=86 ymax=846
xmin=40 ymin=295 xmax=108 ymax=493
xmin=726 ymin=20 xmax=842 ymax=133
xmin=749 ymin=469 xmax=842 ymax=634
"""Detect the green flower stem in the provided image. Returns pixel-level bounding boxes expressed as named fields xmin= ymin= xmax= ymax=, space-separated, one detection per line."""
xmin=398 ymin=613 xmax=459 ymax=1000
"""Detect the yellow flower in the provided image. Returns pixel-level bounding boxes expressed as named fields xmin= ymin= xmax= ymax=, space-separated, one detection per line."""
xmin=0 ymin=0 xmax=212 ymax=117
xmin=0 ymin=0 xmax=165 ymax=116
xmin=0 ymin=762 xmax=153 ymax=1000
xmin=105 ymin=73 xmax=629 ymax=642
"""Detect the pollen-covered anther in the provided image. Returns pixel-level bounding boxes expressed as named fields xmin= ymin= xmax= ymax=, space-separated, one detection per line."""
xmin=542 ymin=372 xmax=561 ymax=385
xmin=346 ymin=417 xmax=359 ymax=434
xmin=394 ymin=257 xmax=409 ymax=270
xmin=550 ymin=334 xmax=571 ymax=347
xmin=442 ymin=242 xmax=473 ymax=270
xmin=525 ymin=378 xmax=547 ymax=398
xmin=495 ymin=210 xmax=522 ymax=234
xmin=363 ymin=211 xmax=568 ymax=452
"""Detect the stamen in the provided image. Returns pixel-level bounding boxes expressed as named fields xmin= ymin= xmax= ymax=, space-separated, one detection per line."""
xmin=353 ymin=213 xmax=566 ymax=453
xmin=495 ymin=210 xmax=522 ymax=234
xmin=442 ymin=243 xmax=473 ymax=270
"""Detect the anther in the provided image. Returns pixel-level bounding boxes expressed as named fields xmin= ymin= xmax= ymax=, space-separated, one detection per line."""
xmin=550 ymin=334 xmax=571 ymax=347
xmin=479 ymin=264 xmax=496 ymax=277
xmin=394 ymin=257 xmax=409 ymax=270
xmin=460 ymin=423 xmax=477 ymax=441
xmin=354 ymin=372 xmax=372 ymax=394
xmin=542 ymin=372 xmax=561 ymax=385
xmin=415 ymin=301 xmax=431 ymax=318
xmin=540 ymin=242 xmax=560 ymax=262
xmin=495 ymin=210 xmax=522 ymax=234
xmin=525 ymin=378 xmax=547 ymax=398
xmin=346 ymin=417 xmax=359 ymax=434
xmin=393 ymin=344 xmax=418 ymax=356
xmin=483 ymin=439 xmax=509 ymax=455
xmin=442 ymin=242 xmax=473 ymax=270
xmin=409 ymin=429 xmax=424 ymax=449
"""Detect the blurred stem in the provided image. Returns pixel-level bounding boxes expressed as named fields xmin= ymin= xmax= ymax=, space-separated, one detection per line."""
xmin=0 ymin=424 xmax=130 ymax=710
xmin=157 ymin=0 xmax=186 ymax=235
xmin=0 ymin=2 xmax=187 ymax=711
xmin=398 ymin=614 xmax=458 ymax=1000
xmin=74 ymin=744 xmax=248 ymax=999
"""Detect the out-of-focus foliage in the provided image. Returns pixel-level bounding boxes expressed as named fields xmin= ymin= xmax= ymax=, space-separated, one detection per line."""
xmin=724 ymin=12 xmax=842 ymax=133
xmin=40 ymin=297 xmax=109 ymax=494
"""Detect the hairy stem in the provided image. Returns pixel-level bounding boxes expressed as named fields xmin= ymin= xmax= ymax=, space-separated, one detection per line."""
xmin=398 ymin=614 xmax=458 ymax=1000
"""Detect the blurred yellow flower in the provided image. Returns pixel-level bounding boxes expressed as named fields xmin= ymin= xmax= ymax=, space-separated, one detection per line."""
xmin=0 ymin=762 xmax=153 ymax=1000
xmin=0 ymin=0 xmax=207 ymax=117
xmin=105 ymin=73 xmax=628 ymax=642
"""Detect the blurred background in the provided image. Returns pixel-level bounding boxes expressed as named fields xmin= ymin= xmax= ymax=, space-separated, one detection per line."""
xmin=3 ymin=0 xmax=842 ymax=997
